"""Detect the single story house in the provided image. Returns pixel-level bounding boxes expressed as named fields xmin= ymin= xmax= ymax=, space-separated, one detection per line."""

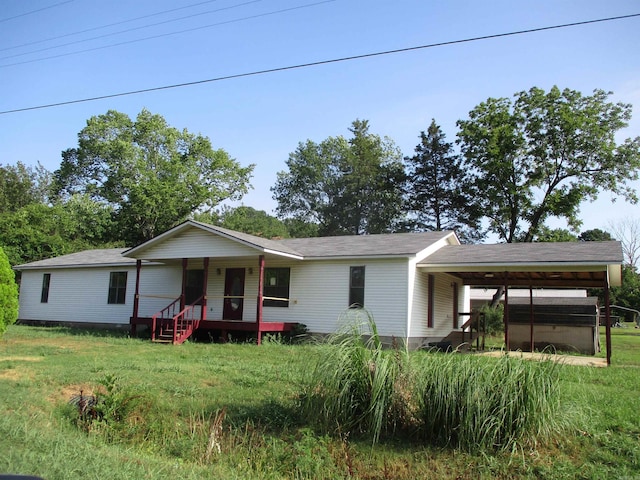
xmin=13 ymin=220 xmax=623 ymax=362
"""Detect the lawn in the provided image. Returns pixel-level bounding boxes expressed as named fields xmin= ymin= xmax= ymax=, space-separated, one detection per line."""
xmin=0 ymin=325 xmax=639 ymax=479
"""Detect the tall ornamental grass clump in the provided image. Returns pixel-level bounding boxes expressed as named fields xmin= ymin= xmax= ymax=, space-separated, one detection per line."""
xmin=414 ymin=352 xmax=565 ymax=451
xmin=300 ymin=309 xmax=412 ymax=444
xmin=301 ymin=312 xmax=567 ymax=450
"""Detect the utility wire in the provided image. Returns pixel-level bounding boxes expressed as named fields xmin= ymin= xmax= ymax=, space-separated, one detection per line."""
xmin=1 ymin=12 xmax=638 ymax=115
xmin=0 ymin=0 xmax=261 ymax=59
xmin=0 ymin=0 xmax=73 ymax=24
xmin=0 ymin=0 xmax=331 ymax=67
xmin=0 ymin=0 xmax=222 ymax=52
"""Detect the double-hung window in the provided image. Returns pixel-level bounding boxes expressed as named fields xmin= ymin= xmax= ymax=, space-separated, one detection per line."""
xmin=263 ymin=268 xmax=290 ymax=307
xmin=108 ymin=272 xmax=127 ymax=305
xmin=349 ymin=266 xmax=365 ymax=308
xmin=41 ymin=273 xmax=51 ymax=303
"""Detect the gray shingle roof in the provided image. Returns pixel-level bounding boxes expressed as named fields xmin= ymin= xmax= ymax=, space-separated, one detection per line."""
xmin=422 ymin=241 xmax=623 ymax=266
xmin=14 ymin=248 xmax=136 ymax=270
xmin=278 ymin=231 xmax=455 ymax=258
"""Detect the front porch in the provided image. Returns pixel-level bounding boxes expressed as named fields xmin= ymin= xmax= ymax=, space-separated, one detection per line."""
xmin=128 ymin=254 xmax=299 ymax=345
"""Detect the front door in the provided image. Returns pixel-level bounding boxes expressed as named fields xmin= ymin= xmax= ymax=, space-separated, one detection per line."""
xmin=223 ymin=268 xmax=245 ymax=320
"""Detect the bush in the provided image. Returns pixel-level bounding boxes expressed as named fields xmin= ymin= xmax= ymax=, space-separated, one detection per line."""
xmin=478 ymin=303 xmax=504 ymax=335
xmin=0 ymin=246 xmax=19 ymax=337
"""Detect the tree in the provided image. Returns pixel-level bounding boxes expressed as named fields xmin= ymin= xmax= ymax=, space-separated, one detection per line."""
xmin=457 ymin=87 xmax=640 ymax=244
xmin=578 ymin=228 xmax=614 ymax=242
xmin=272 ymin=120 xmax=405 ymax=236
xmin=0 ymin=246 xmax=19 ymax=337
xmin=0 ymin=198 xmax=119 ymax=266
xmin=0 ymin=162 xmax=48 ymax=213
xmin=534 ymin=227 xmax=578 ymax=242
xmin=610 ymin=265 xmax=640 ymax=322
xmin=404 ymin=119 xmax=483 ymax=243
xmin=195 ymin=206 xmax=290 ymax=239
xmin=52 ymin=109 xmax=254 ymax=245
xmin=608 ymin=218 xmax=640 ymax=270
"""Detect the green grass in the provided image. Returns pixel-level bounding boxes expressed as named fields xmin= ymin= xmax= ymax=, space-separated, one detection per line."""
xmin=1 ymin=324 xmax=639 ymax=479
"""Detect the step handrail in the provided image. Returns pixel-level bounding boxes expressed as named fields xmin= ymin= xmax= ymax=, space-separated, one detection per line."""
xmin=171 ymin=295 xmax=205 ymax=344
xmin=151 ymin=297 xmax=182 ymax=341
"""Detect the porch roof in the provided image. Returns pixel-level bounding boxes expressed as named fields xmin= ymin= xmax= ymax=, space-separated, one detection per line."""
xmin=418 ymin=241 xmax=623 ymax=288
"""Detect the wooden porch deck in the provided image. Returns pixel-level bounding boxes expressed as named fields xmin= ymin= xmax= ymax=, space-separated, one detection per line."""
xmin=130 ymin=316 xmax=298 ymax=343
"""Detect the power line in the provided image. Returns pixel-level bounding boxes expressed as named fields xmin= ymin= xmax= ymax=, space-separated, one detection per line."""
xmin=0 ymin=0 xmax=262 ymax=59
xmin=0 ymin=0 xmax=222 ymax=52
xmin=1 ymin=12 xmax=638 ymax=116
xmin=0 ymin=0 xmax=73 ymax=24
xmin=0 ymin=0 xmax=331 ymax=68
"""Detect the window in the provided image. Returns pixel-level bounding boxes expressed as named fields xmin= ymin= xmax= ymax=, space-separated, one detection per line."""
xmin=427 ymin=274 xmax=434 ymax=328
xmin=185 ymin=269 xmax=205 ymax=305
xmin=349 ymin=266 xmax=365 ymax=308
xmin=108 ymin=272 xmax=127 ymax=304
xmin=40 ymin=273 xmax=51 ymax=303
xmin=263 ymin=268 xmax=290 ymax=307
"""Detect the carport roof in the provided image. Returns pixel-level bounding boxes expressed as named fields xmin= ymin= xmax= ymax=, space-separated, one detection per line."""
xmin=418 ymin=241 xmax=623 ymax=288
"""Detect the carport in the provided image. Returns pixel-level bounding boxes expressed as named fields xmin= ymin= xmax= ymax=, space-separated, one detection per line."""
xmin=418 ymin=241 xmax=623 ymax=365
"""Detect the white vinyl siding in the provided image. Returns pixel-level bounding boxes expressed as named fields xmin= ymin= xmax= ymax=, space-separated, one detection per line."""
xmin=140 ymin=228 xmax=259 ymax=259
xmin=258 ymin=258 xmax=409 ymax=336
xmin=18 ymin=267 xmax=137 ymax=325
xmin=410 ymin=271 xmax=464 ymax=339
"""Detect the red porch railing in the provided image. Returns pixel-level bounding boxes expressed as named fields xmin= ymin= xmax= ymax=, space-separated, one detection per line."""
xmin=151 ymin=295 xmax=204 ymax=344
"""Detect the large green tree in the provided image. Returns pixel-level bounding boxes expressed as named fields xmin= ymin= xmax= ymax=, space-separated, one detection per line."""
xmin=52 ymin=109 xmax=254 ymax=245
xmin=0 ymin=246 xmax=19 ymax=337
xmin=195 ymin=206 xmax=290 ymax=239
xmin=404 ymin=119 xmax=483 ymax=243
xmin=457 ymin=87 xmax=640 ymax=244
xmin=0 ymin=162 xmax=50 ymax=213
xmin=0 ymin=197 xmax=119 ymax=266
xmin=272 ymin=120 xmax=405 ymax=236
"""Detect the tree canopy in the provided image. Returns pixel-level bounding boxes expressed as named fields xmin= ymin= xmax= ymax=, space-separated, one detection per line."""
xmin=457 ymin=86 xmax=640 ymax=243
xmin=195 ymin=206 xmax=290 ymax=239
xmin=404 ymin=119 xmax=483 ymax=243
xmin=52 ymin=109 xmax=254 ymax=245
xmin=272 ymin=120 xmax=405 ymax=236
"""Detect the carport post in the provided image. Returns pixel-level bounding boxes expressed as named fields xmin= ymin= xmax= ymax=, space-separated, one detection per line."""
xmin=529 ymin=285 xmax=535 ymax=352
xmin=503 ymin=278 xmax=510 ymax=351
xmin=605 ymin=277 xmax=612 ymax=366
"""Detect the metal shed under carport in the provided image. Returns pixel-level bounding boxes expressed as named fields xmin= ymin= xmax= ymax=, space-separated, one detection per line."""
xmin=418 ymin=241 xmax=623 ymax=365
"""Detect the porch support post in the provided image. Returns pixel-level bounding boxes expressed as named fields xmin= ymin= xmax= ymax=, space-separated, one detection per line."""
xmin=605 ymin=275 xmax=612 ymax=366
xmin=503 ymin=275 xmax=510 ymax=351
xmin=131 ymin=259 xmax=142 ymax=338
xmin=529 ymin=285 xmax=534 ymax=352
xmin=202 ymin=257 xmax=209 ymax=322
xmin=256 ymin=255 xmax=265 ymax=345
xmin=180 ymin=258 xmax=188 ymax=312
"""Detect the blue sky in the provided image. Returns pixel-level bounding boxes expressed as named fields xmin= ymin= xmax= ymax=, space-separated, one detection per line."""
xmin=1 ymin=0 xmax=639 ymax=236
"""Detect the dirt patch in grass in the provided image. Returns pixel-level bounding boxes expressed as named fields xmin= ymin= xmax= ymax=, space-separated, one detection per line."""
xmin=0 ymin=356 xmax=44 ymax=362
xmin=0 ymin=366 xmax=36 ymax=382
xmin=50 ymin=384 xmax=100 ymax=405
